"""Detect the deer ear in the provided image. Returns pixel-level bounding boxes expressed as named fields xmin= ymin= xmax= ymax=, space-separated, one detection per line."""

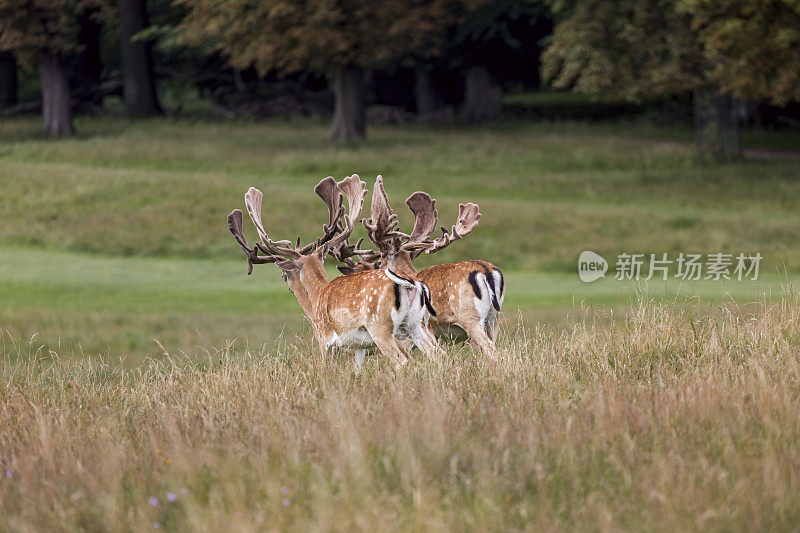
xmin=338 ymin=265 xmax=358 ymax=275
xmin=276 ymin=259 xmax=298 ymax=272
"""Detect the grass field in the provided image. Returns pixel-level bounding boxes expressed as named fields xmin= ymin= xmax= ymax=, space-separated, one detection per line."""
xmin=1 ymin=113 xmax=800 ymax=529
xmin=3 ymin=297 xmax=800 ymax=530
xmin=2 ymin=115 xmax=800 ymax=358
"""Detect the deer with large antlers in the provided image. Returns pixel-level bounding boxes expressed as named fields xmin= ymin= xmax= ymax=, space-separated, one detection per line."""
xmin=339 ymin=176 xmax=505 ymax=357
xmin=227 ymin=175 xmax=441 ymax=371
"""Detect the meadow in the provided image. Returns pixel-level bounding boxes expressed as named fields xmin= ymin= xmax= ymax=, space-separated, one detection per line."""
xmin=1 ymin=112 xmax=800 ymax=529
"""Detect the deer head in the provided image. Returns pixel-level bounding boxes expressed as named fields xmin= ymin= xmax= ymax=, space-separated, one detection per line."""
xmin=227 ymin=175 xmax=367 ymax=302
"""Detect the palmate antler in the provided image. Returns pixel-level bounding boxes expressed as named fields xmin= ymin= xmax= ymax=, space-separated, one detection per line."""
xmin=358 ymin=176 xmax=482 ymax=262
xmin=361 ymin=175 xmax=406 ymax=254
xmin=227 ymin=208 xmax=287 ymax=275
xmin=228 ymin=175 xmax=366 ymax=274
xmin=324 ymin=174 xmax=373 ymax=263
xmin=420 ymin=201 xmax=481 ymax=256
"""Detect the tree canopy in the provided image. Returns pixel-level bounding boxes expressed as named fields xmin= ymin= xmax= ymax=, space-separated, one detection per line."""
xmin=542 ymin=0 xmax=703 ymax=102
xmin=175 ymin=0 xmax=456 ymax=76
xmin=683 ymin=0 xmax=800 ymax=105
xmin=0 ymin=0 xmax=108 ymax=64
xmin=543 ymin=0 xmax=800 ymax=105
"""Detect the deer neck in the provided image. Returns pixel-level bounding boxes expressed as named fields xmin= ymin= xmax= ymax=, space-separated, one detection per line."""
xmin=297 ymin=256 xmax=330 ymax=302
xmin=286 ymin=278 xmax=315 ymax=317
xmin=387 ymin=250 xmax=418 ymax=276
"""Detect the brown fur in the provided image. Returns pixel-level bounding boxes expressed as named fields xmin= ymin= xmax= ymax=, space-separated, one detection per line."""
xmin=281 ymin=253 xmax=438 ymax=367
xmin=381 ymin=252 xmax=504 ymax=357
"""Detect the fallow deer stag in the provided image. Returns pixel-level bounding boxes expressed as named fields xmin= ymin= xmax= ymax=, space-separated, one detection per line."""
xmin=226 ymin=175 xmax=440 ymax=371
xmin=339 ymin=175 xmax=505 ymax=357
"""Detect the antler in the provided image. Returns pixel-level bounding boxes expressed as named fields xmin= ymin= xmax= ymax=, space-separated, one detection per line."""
xmin=326 ymin=175 xmax=375 ymax=264
xmin=244 ymin=187 xmax=302 ymax=259
xmin=361 ymin=175 xmax=406 ymax=254
xmin=404 ymin=191 xmax=438 ymax=244
xmin=227 ymin=209 xmax=287 ymax=274
xmin=421 ymin=202 xmax=481 ymax=256
xmin=295 ymin=176 xmax=347 ymax=255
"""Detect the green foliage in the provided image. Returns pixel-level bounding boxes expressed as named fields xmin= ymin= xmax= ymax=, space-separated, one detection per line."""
xmin=174 ymin=0 xmax=456 ymax=75
xmin=543 ymin=0 xmax=800 ymax=104
xmin=543 ymin=0 xmax=703 ymax=101
xmin=0 ymin=0 xmax=108 ymax=64
xmin=682 ymin=0 xmax=800 ymax=105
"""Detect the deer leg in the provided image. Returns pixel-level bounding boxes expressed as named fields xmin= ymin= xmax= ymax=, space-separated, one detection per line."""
xmin=366 ymin=322 xmax=409 ymax=368
xmin=315 ymin=329 xmax=336 ymax=365
xmin=464 ymin=321 xmax=497 ymax=359
xmin=409 ymin=324 xmax=443 ymax=361
xmin=485 ymin=309 xmax=500 ymax=341
xmin=353 ymin=349 xmax=366 ymax=375
xmin=397 ymin=337 xmax=414 ymax=355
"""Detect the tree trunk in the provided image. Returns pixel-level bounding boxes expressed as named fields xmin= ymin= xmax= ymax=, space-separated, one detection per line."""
xmin=0 ymin=52 xmax=17 ymax=108
xmin=330 ymin=64 xmax=366 ymax=142
xmin=693 ymin=88 xmax=741 ymax=159
xmin=120 ymin=0 xmax=161 ymax=117
xmin=71 ymin=10 xmax=104 ymax=107
xmin=38 ymin=55 xmax=74 ymax=137
xmin=461 ymin=65 xmax=502 ymax=122
xmin=414 ymin=66 xmax=439 ymax=115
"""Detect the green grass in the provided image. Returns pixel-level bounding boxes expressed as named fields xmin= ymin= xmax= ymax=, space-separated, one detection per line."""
xmin=1 ymin=114 xmax=799 ymax=360
xmin=0 ymin=244 xmax=789 ymax=362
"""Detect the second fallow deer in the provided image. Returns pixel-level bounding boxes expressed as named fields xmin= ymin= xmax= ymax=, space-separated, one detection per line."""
xmin=339 ymin=176 xmax=505 ymax=357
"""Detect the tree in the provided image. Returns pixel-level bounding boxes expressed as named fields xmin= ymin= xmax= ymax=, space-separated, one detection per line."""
xmin=0 ymin=51 xmax=16 ymax=108
xmin=543 ymin=0 xmax=800 ymax=158
xmin=70 ymin=9 xmax=104 ymax=108
xmin=120 ymin=0 xmax=162 ymax=116
xmin=0 ymin=0 xmax=106 ymax=135
xmin=448 ymin=0 xmax=549 ymax=121
xmin=682 ymin=0 xmax=800 ymax=106
xmin=176 ymin=0 xmax=453 ymax=141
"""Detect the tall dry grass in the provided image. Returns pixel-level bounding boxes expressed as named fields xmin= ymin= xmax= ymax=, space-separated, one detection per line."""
xmin=2 ymin=295 xmax=800 ymax=531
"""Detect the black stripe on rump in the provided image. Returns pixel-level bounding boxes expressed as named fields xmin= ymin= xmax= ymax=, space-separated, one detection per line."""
xmin=393 ymin=283 xmax=401 ymax=309
xmin=474 ymin=261 xmax=501 ymax=311
xmin=422 ymin=283 xmax=437 ymax=316
xmin=468 ymin=270 xmax=483 ymax=299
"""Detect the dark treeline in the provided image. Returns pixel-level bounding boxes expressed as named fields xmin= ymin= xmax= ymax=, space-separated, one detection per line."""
xmin=0 ymin=0 xmax=798 ymax=154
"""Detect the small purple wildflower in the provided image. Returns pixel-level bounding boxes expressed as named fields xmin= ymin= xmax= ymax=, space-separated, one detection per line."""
xmin=282 ymin=498 xmax=291 ymax=507
xmin=152 ymin=522 xmax=160 ymax=529
xmin=281 ymin=486 xmax=289 ymax=495
xmin=5 ymin=470 xmax=11 ymax=477
xmin=455 ymin=453 xmax=461 ymax=460
xmin=149 ymin=497 xmax=159 ymax=506
xmin=167 ymin=492 xmax=177 ymax=502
